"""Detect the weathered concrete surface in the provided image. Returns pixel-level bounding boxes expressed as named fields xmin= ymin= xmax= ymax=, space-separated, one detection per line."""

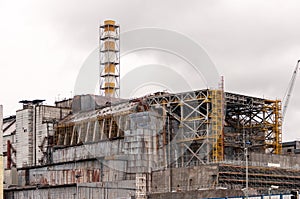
xmin=149 ymin=189 xmax=244 ymax=199
xmin=151 ymin=165 xmax=218 ymax=193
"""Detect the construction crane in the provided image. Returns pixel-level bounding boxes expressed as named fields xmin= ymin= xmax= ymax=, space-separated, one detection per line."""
xmin=282 ymin=60 xmax=300 ymax=121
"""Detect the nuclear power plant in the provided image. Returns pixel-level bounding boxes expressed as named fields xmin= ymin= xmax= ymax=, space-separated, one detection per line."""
xmin=1 ymin=20 xmax=300 ymax=199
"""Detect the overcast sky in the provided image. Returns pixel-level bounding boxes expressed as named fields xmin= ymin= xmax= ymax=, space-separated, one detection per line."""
xmin=0 ymin=0 xmax=299 ymax=141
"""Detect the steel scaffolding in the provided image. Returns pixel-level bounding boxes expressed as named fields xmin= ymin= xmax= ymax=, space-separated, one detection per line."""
xmin=54 ymin=90 xmax=282 ymax=167
xmin=146 ymin=90 xmax=282 ymax=166
xmin=225 ymin=94 xmax=282 ymax=160
xmin=146 ymin=90 xmax=221 ymax=166
xmin=218 ymin=163 xmax=300 ymax=193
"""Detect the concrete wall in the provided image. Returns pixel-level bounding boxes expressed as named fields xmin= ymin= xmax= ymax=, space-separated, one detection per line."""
xmin=151 ymin=165 xmax=218 ymax=193
xmin=52 ymin=140 xmax=124 ymax=164
xmin=149 ymin=189 xmax=244 ymax=199
xmin=5 ymin=182 xmax=135 ymax=199
xmin=249 ymin=152 xmax=300 ymax=169
xmin=17 ymin=158 xmax=129 ymax=187
xmin=4 ymin=168 xmax=18 ymax=186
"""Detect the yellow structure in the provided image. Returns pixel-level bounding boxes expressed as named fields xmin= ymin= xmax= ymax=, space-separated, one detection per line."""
xmin=264 ymin=100 xmax=282 ymax=154
xmin=274 ymin=100 xmax=282 ymax=154
xmin=211 ymin=90 xmax=224 ymax=162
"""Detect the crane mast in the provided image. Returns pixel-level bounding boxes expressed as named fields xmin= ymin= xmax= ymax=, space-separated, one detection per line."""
xmin=282 ymin=60 xmax=300 ymax=121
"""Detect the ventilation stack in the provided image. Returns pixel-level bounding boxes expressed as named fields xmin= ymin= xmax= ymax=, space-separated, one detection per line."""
xmin=99 ymin=20 xmax=120 ymax=98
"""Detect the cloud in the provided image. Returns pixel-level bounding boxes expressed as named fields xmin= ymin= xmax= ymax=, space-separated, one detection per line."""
xmin=0 ymin=0 xmax=299 ymax=140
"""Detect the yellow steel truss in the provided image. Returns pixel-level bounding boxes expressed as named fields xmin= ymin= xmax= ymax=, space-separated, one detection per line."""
xmin=273 ymin=100 xmax=282 ymax=154
xmin=210 ymin=90 xmax=224 ymax=162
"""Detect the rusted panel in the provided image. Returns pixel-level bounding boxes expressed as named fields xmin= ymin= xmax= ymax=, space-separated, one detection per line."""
xmin=93 ymin=169 xmax=100 ymax=182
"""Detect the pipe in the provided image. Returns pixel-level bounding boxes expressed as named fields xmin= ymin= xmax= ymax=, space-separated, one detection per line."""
xmin=7 ymin=140 xmax=11 ymax=169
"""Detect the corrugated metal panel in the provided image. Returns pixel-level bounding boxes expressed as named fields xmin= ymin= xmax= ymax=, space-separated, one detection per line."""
xmin=16 ymin=108 xmax=33 ymax=168
xmin=5 ymin=181 xmax=136 ymax=199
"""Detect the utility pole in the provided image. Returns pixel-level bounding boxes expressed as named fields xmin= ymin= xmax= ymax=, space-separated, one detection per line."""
xmin=245 ymin=143 xmax=248 ymax=199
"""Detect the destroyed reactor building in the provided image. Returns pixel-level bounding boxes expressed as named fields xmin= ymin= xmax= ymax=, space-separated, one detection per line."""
xmin=2 ymin=20 xmax=300 ymax=199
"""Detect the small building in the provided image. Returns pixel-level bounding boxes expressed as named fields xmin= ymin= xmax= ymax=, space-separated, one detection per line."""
xmin=282 ymin=141 xmax=300 ymax=155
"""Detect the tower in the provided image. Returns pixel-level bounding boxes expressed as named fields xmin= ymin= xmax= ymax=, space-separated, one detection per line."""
xmin=99 ymin=20 xmax=120 ymax=98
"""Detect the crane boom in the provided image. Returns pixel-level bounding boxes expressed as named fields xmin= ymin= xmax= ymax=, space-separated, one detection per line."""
xmin=282 ymin=60 xmax=300 ymax=121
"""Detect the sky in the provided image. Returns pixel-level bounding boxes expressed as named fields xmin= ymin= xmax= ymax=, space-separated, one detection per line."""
xmin=0 ymin=0 xmax=299 ymax=141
